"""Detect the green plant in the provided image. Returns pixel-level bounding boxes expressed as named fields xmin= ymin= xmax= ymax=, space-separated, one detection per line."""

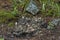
xmin=8 ymin=22 xmax=15 ymax=27
xmin=39 ymin=0 xmax=60 ymax=17
xmin=0 ymin=38 xmax=4 ymax=40
xmin=0 ymin=0 xmax=19 ymax=23
xmin=0 ymin=10 xmax=15 ymax=23
xmin=0 ymin=0 xmax=60 ymax=24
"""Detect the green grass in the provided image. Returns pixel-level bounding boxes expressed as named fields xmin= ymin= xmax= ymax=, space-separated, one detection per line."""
xmin=0 ymin=0 xmax=60 ymax=25
xmin=39 ymin=0 xmax=60 ymax=17
xmin=0 ymin=38 xmax=4 ymax=40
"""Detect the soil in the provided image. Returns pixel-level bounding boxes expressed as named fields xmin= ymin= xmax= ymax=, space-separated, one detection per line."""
xmin=1 ymin=24 xmax=60 ymax=40
xmin=0 ymin=17 xmax=60 ymax=40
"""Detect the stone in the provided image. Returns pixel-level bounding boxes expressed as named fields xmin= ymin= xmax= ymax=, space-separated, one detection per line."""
xmin=47 ymin=19 xmax=60 ymax=29
xmin=26 ymin=0 xmax=39 ymax=15
xmin=51 ymin=19 xmax=60 ymax=26
xmin=47 ymin=25 xmax=55 ymax=30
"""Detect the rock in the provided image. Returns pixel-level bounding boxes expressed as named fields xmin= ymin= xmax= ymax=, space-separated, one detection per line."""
xmin=47 ymin=25 xmax=55 ymax=30
xmin=26 ymin=0 xmax=39 ymax=15
xmin=47 ymin=19 xmax=60 ymax=29
xmin=51 ymin=19 xmax=60 ymax=26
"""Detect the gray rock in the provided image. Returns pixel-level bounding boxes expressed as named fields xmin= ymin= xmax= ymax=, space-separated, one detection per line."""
xmin=51 ymin=19 xmax=60 ymax=26
xmin=26 ymin=0 xmax=39 ymax=15
xmin=47 ymin=25 xmax=55 ymax=30
xmin=47 ymin=19 xmax=60 ymax=29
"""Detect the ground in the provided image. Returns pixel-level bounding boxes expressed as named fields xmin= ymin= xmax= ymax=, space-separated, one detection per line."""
xmin=0 ymin=0 xmax=60 ymax=40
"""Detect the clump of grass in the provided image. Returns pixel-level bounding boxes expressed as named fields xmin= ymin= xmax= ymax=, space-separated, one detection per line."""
xmin=0 ymin=10 xmax=15 ymax=23
xmin=39 ymin=0 xmax=60 ymax=17
xmin=0 ymin=0 xmax=60 ymax=26
xmin=0 ymin=0 xmax=19 ymax=23
xmin=7 ymin=22 xmax=15 ymax=27
xmin=0 ymin=0 xmax=29 ymax=26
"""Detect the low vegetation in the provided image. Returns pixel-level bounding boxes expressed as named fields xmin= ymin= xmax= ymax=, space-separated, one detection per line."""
xmin=0 ymin=0 xmax=60 ymax=26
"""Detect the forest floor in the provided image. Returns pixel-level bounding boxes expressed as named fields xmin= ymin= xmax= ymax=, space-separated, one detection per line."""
xmin=0 ymin=0 xmax=60 ymax=40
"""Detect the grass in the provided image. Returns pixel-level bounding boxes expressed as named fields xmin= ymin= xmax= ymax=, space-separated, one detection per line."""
xmin=0 ymin=38 xmax=4 ymax=40
xmin=0 ymin=0 xmax=60 ymax=26
xmin=39 ymin=0 xmax=60 ymax=17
